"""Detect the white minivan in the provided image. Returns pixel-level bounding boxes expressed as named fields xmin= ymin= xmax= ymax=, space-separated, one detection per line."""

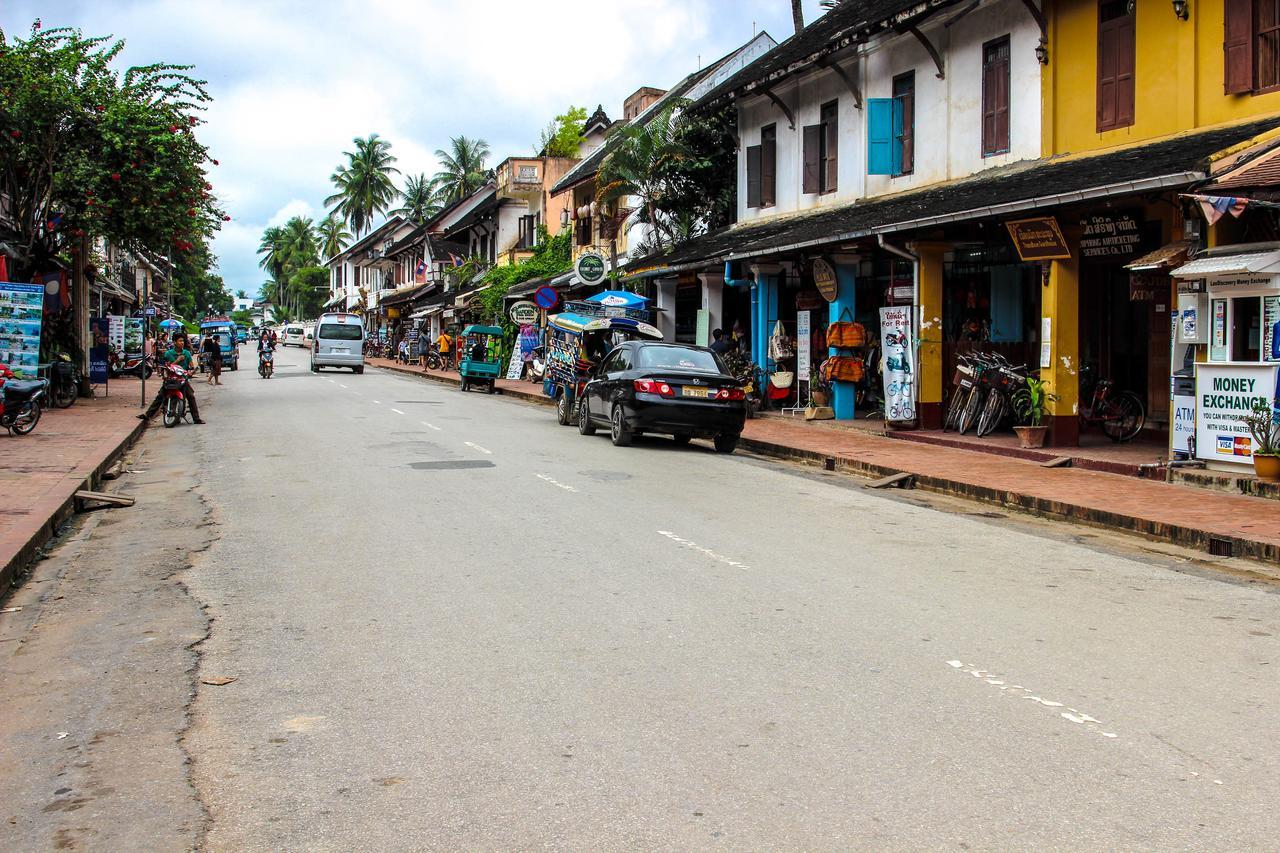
xmin=281 ymin=324 xmax=306 ymax=347
xmin=310 ymin=313 xmax=365 ymax=373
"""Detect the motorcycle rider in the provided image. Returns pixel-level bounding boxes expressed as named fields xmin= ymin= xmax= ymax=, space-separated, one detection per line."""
xmin=257 ymin=331 xmax=276 ymax=374
xmin=139 ymin=332 xmax=204 ymax=424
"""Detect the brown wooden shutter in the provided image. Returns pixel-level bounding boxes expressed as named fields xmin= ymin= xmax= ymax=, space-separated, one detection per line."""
xmin=761 ymin=128 xmax=776 ymax=206
xmin=899 ymin=91 xmax=915 ymax=175
xmin=1224 ymin=0 xmax=1254 ymax=94
xmin=982 ymin=38 xmax=1011 ymax=155
xmin=803 ymin=124 xmax=821 ymax=194
xmin=1097 ymin=3 xmax=1135 ymax=131
xmin=746 ymin=145 xmax=762 ymax=209
xmin=1116 ymin=14 xmax=1135 ymax=126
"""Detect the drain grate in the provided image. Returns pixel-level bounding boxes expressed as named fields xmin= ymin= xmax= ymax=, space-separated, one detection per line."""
xmin=1207 ymin=536 xmax=1235 ymax=557
xmin=408 ymin=460 xmax=495 ymax=470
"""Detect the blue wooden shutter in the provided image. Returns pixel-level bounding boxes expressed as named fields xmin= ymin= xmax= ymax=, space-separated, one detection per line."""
xmin=867 ymin=98 xmax=894 ymax=175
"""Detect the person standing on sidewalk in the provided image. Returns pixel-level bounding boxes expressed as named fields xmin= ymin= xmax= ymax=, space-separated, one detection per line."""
xmin=435 ymin=329 xmax=452 ymax=369
xmin=201 ymin=333 xmax=222 ymax=385
xmin=139 ymin=333 xmax=204 ymax=424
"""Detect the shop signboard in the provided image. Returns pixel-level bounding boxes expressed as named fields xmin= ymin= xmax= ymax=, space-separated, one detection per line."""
xmin=1078 ymin=213 xmax=1143 ymax=259
xmin=124 ymin=317 xmax=144 ymax=359
xmin=1194 ymin=363 xmax=1279 ymax=465
xmin=504 ymin=346 xmax=524 ymax=380
xmin=574 ymin=251 xmax=607 ymax=286
xmin=796 ymin=310 xmax=811 ymax=381
xmin=879 ymin=306 xmax=914 ymax=422
xmin=0 ymin=281 xmax=44 ymax=378
xmin=407 ymin=326 xmax=420 ymax=360
xmin=107 ymin=315 xmax=125 ymax=355
xmin=1005 ymin=217 xmax=1072 ymax=261
xmin=89 ymin=317 xmax=111 ymax=384
xmin=509 ymin=300 xmax=539 ymax=325
xmin=812 ymin=258 xmax=838 ymax=302
xmin=1172 ymin=393 xmax=1196 ymax=458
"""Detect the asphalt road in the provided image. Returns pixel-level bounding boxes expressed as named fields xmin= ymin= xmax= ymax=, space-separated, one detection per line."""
xmin=142 ymin=344 xmax=1280 ymax=848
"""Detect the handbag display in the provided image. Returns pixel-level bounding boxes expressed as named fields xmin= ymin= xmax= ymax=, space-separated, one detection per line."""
xmin=826 ymin=308 xmax=868 ymax=349
xmin=821 ymin=355 xmax=865 ymax=383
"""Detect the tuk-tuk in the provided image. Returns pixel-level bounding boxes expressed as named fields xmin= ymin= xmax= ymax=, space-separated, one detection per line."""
xmin=543 ymin=313 xmax=662 ymax=425
xmin=199 ymin=318 xmax=239 ymax=371
xmin=458 ymin=324 xmax=503 ymax=393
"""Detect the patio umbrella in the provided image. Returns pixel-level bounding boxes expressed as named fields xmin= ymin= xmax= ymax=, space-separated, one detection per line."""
xmin=159 ymin=319 xmax=182 ymax=331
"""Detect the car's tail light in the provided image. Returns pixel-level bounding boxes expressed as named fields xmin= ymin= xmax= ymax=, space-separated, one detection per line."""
xmin=634 ymin=379 xmax=674 ymax=397
xmin=715 ymin=387 xmax=745 ymax=401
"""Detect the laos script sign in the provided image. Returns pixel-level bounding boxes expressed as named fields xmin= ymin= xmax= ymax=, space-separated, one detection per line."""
xmin=1006 ymin=217 xmax=1072 ymax=262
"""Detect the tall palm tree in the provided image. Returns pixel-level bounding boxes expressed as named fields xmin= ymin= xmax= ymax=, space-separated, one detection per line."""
xmin=280 ymin=216 xmax=320 ymax=271
xmin=317 ymin=213 xmax=352 ymax=261
xmin=393 ymin=173 xmax=439 ymax=224
xmin=430 ymin=136 xmax=491 ymax=205
xmin=596 ymin=106 xmax=689 ymax=253
xmin=257 ymin=225 xmax=287 ymax=304
xmin=325 ymin=133 xmax=400 ymax=236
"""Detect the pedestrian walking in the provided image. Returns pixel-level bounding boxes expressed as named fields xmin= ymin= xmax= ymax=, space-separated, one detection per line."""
xmin=201 ymin=333 xmax=222 ymax=385
xmin=436 ymin=329 xmax=452 ymax=369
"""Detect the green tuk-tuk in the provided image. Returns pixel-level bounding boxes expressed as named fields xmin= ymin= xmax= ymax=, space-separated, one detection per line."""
xmin=458 ymin=324 xmax=503 ymax=393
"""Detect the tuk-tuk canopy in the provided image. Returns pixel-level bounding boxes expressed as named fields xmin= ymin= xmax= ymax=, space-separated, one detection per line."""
xmin=583 ymin=290 xmax=649 ymax=308
xmin=462 ymin=324 xmax=503 ymax=336
xmin=548 ymin=313 xmax=661 ymax=339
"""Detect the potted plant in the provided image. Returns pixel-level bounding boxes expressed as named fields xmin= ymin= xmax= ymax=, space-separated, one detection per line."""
xmin=1011 ymin=375 xmax=1059 ymax=449
xmin=1242 ymin=399 xmax=1280 ymax=481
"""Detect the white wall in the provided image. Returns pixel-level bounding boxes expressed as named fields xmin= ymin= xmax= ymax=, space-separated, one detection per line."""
xmin=735 ymin=0 xmax=1042 ymax=223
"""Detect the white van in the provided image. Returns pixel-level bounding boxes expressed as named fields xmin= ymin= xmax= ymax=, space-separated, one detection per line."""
xmin=310 ymin=313 xmax=364 ymax=373
xmin=281 ymin=324 xmax=306 ymax=347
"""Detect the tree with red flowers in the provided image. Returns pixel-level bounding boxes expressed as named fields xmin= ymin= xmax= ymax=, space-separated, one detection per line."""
xmin=0 ymin=23 xmax=225 ymax=279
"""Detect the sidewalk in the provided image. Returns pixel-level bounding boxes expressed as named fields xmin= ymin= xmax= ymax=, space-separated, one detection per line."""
xmin=0 ymin=380 xmax=148 ymax=589
xmin=371 ymin=357 xmax=1280 ymax=563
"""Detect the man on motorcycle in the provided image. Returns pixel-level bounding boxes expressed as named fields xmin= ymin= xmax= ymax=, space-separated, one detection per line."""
xmin=257 ymin=331 xmax=276 ymax=376
xmin=139 ymin=332 xmax=204 ymax=423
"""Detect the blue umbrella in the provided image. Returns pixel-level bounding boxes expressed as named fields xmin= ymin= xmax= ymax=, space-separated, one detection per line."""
xmin=159 ymin=319 xmax=182 ymax=330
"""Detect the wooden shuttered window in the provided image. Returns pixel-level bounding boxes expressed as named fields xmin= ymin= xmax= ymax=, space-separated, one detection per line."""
xmin=803 ymin=124 xmax=821 ymax=193
xmin=1225 ymin=0 xmax=1255 ymax=93
xmin=820 ymin=101 xmax=838 ymax=193
xmin=746 ymin=145 xmax=763 ymax=208
xmin=982 ymin=36 xmax=1011 ymax=156
xmin=892 ymin=73 xmax=914 ymax=176
xmin=1258 ymin=0 xmax=1280 ymax=90
xmin=761 ymin=124 xmax=777 ymax=206
xmin=1097 ymin=0 xmax=1135 ymax=132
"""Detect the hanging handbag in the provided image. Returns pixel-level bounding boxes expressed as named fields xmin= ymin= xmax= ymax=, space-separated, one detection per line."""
xmin=826 ymin=308 xmax=868 ymax=349
xmin=822 ymin=355 xmax=865 ymax=383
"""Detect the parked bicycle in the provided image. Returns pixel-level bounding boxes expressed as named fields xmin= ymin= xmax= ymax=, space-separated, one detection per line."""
xmin=1079 ymin=366 xmax=1145 ymax=442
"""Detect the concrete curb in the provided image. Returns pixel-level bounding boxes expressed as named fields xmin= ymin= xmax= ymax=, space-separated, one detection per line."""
xmin=373 ymin=361 xmax=1278 ymax=564
xmin=1 ymin=416 xmax=148 ymax=591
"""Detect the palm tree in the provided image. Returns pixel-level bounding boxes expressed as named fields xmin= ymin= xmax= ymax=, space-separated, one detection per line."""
xmin=596 ymin=106 xmax=689 ymax=253
xmin=317 ymin=213 xmax=352 ymax=261
xmin=430 ymin=136 xmax=491 ymax=205
xmin=280 ymin=216 xmax=320 ymax=271
xmin=257 ymin=225 xmax=287 ymax=304
xmin=325 ymin=133 xmax=400 ymax=236
xmin=393 ymin=173 xmax=439 ymax=224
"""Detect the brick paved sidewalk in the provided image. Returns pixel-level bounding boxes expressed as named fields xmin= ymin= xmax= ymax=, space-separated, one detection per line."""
xmin=0 ymin=381 xmax=148 ymax=588
xmin=371 ymin=357 xmax=1280 ymax=562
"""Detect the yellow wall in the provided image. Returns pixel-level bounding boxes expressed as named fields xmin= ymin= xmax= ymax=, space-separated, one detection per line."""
xmin=1044 ymin=0 xmax=1280 ymax=155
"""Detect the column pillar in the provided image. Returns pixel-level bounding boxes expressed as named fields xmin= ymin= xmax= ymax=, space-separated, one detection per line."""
xmin=654 ymin=276 xmax=677 ymax=342
xmin=1043 ymin=256 xmax=1080 ymax=446
xmin=697 ymin=270 xmax=724 ymax=338
xmin=750 ymin=264 xmax=781 ymax=372
xmin=916 ymin=243 xmax=947 ymax=429
xmin=829 ymin=255 xmax=860 ymax=420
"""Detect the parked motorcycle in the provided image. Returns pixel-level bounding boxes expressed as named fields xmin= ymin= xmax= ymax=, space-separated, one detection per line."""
xmin=48 ymin=352 xmax=80 ymax=409
xmin=258 ymin=349 xmax=274 ymax=379
xmin=422 ymin=344 xmax=443 ymax=371
xmin=0 ymin=364 xmax=47 ymax=436
xmin=159 ymin=362 xmax=193 ymax=428
xmin=108 ymin=350 xmax=153 ymax=379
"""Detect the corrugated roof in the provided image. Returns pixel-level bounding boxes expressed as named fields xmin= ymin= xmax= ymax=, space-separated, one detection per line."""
xmin=1171 ymin=248 xmax=1280 ymax=278
xmin=1125 ymin=241 xmax=1191 ymax=271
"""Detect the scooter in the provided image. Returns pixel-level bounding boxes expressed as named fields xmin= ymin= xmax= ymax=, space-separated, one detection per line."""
xmin=159 ymin=362 xmax=193 ymax=428
xmin=258 ymin=348 xmax=274 ymax=378
xmin=422 ymin=344 xmax=443 ymax=371
xmin=48 ymin=352 xmax=80 ymax=409
xmin=0 ymin=364 xmax=47 ymax=436
xmin=109 ymin=351 xmax=153 ymax=379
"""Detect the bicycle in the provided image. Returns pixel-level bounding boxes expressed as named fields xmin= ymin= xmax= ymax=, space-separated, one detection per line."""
xmin=1079 ymin=368 xmax=1145 ymax=442
xmin=975 ymin=360 xmax=1028 ymax=437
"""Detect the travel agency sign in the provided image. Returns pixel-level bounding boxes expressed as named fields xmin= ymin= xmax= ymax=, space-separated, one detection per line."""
xmin=575 ymin=250 xmax=607 ymax=286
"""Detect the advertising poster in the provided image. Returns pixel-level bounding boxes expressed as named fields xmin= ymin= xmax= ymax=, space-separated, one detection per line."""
xmin=0 ymin=281 xmax=45 ymax=378
xmin=796 ymin=310 xmax=811 ymax=381
xmin=1172 ymin=395 xmax=1196 ymax=459
xmin=124 ymin=317 xmax=144 ymax=359
xmin=879 ymin=306 xmax=914 ymax=422
xmin=1195 ymin=364 xmax=1279 ymax=465
xmin=108 ymin=315 xmax=125 ymax=355
xmin=1264 ymin=295 xmax=1280 ymax=362
xmin=1210 ymin=299 xmax=1228 ymax=362
xmin=89 ymin=317 xmax=111 ymax=384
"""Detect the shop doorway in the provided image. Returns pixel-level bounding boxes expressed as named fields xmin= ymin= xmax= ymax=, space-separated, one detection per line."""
xmin=942 ymin=246 xmax=1041 ymax=397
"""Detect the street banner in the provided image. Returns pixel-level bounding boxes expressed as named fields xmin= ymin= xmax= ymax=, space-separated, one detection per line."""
xmin=108 ymin=315 xmax=125 ymax=355
xmin=124 ymin=317 xmax=144 ymax=359
xmin=0 ymin=281 xmax=45 ymax=378
xmin=879 ymin=305 xmax=914 ymax=422
xmin=796 ymin=310 xmax=811 ymax=381
xmin=89 ymin=317 xmax=111 ymax=384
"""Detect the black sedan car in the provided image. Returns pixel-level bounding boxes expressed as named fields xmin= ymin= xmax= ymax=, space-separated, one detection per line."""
xmin=577 ymin=341 xmax=746 ymax=453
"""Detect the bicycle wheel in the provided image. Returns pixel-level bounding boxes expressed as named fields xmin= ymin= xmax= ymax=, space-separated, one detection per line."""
xmin=957 ymin=387 xmax=985 ymax=435
xmin=944 ymin=388 xmax=966 ymax=431
xmin=976 ymin=389 xmax=1005 ymax=437
xmin=1101 ymin=390 xmax=1145 ymax=442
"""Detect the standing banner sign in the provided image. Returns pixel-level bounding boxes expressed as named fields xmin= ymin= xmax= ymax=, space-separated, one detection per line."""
xmin=1194 ymin=364 xmax=1279 ymax=465
xmin=89 ymin=317 xmax=111 ymax=385
xmin=796 ymin=310 xmax=811 ymax=381
xmin=879 ymin=306 xmax=915 ymax=422
xmin=107 ymin=315 xmax=125 ymax=355
xmin=124 ymin=317 xmax=144 ymax=359
xmin=0 ymin=281 xmax=45 ymax=378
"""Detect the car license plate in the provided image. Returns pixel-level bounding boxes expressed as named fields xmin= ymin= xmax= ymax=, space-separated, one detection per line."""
xmin=333 ymin=348 xmax=347 ymax=355
xmin=682 ymin=386 xmax=709 ymax=398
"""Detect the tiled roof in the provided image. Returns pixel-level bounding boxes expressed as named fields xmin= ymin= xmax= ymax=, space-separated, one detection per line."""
xmin=622 ymin=117 xmax=1280 ymax=274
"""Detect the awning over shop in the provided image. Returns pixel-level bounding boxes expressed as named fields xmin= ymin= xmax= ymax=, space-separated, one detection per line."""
xmin=1170 ymin=248 xmax=1280 ymax=279
xmin=322 ymin=293 xmax=343 ymax=308
xmin=1125 ymin=241 xmax=1191 ymax=272
xmin=379 ymin=283 xmax=436 ymax=308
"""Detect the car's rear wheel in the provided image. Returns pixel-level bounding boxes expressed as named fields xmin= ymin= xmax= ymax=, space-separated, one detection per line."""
xmin=672 ymin=433 xmax=692 ymax=446
xmin=610 ymin=405 xmax=633 ymax=447
xmin=714 ymin=433 xmax=739 ymax=454
xmin=354 ymin=367 xmax=363 ymax=374
xmin=578 ymin=399 xmax=596 ymax=435
xmin=556 ymin=391 xmax=573 ymax=425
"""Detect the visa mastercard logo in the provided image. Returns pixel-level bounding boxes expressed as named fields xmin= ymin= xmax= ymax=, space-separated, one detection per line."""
xmin=1216 ymin=436 xmax=1234 ymax=454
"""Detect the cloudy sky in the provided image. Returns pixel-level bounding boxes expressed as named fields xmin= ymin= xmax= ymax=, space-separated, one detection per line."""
xmin=4 ymin=1 xmax=830 ymax=295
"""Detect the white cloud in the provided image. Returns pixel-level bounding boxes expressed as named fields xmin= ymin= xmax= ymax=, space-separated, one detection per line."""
xmin=267 ymin=200 xmax=317 ymax=228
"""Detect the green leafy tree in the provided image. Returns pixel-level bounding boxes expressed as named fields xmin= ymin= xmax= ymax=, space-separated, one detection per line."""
xmin=596 ymin=105 xmax=690 ymax=253
xmin=393 ymin=172 xmax=438 ymax=224
xmin=537 ymin=106 xmax=587 ymax=158
xmin=653 ymin=101 xmax=737 ymax=234
xmin=257 ymin=225 xmax=287 ymax=303
xmin=325 ymin=133 xmax=399 ymax=236
xmin=316 ymin=213 xmax=351 ymax=260
xmin=235 ymin=289 xmax=247 ymax=299
xmin=169 ymin=237 xmax=231 ymax=320
xmin=0 ymin=24 xmax=225 ymax=280
xmin=229 ymin=308 xmax=252 ymax=326
xmin=430 ymin=135 xmax=490 ymax=205
xmin=280 ymin=216 xmax=319 ymax=270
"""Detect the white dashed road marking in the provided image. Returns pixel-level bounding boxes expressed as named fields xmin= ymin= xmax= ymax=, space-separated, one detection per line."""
xmin=657 ymin=530 xmax=749 ymax=570
xmin=371 ymin=400 xmax=381 ymax=405
xmin=338 ymin=383 xmax=348 ymax=388
xmin=390 ymin=408 xmax=405 ymax=415
xmin=945 ymin=660 xmax=1118 ymax=739
xmin=421 ymin=422 xmax=442 ymax=431
xmin=464 ymin=441 xmax=492 ymax=455
xmin=535 ymin=473 xmax=578 ymax=493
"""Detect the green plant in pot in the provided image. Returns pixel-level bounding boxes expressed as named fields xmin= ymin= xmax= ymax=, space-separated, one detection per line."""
xmin=1011 ymin=375 xmax=1060 ymax=449
xmin=1242 ymin=399 xmax=1280 ymax=481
